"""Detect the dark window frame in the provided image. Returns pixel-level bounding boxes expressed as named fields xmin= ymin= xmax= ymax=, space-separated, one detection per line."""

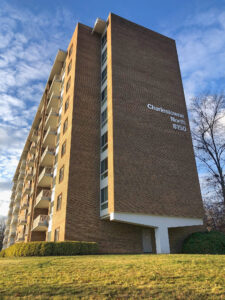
xmin=54 ymin=227 xmax=60 ymax=242
xmin=63 ymin=118 xmax=68 ymax=134
xmin=61 ymin=140 xmax=66 ymax=157
xmin=56 ymin=193 xmax=62 ymax=211
xmin=59 ymin=165 xmax=64 ymax=183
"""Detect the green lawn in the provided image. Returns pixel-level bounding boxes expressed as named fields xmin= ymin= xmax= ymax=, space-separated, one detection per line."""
xmin=0 ymin=255 xmax=225 ymax=299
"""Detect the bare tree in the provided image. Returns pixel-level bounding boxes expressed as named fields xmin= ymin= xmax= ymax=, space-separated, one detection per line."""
xmin=190 ymin=94 xmax=225 ymax=206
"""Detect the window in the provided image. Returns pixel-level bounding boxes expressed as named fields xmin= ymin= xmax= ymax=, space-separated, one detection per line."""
xmin=101 ymin=67 xmax=107 ymax=84
xmin=101 ymin=87 xmax=107 ymax=105
xmin=101 ymin=158 xmax=108 ymax=179
xmin=101 ymin=33 xmax=107 ymax=48
xmin=67 ymin=60 xmax=72 ymax=74
xmin=101 ymin=108 xmax=107 ymax=128
xmin=101 ymin=186 xmax=108 ymax=210
xmin=61 ymin=140 xmax=66 ymax=157
xmin=59 ymin=165 xmax=64 ymax=183
xmin=69 ymin=44 xmax=73 ymax=57
xmin=63 ymin=118 xmax=68 ymax=134
xmin=56 ymin=193 xmax=62 ymax=211
xmin=54 ymin=227 xmax=60 ymax=242
xmin=101 ymin=49 xmax=107 ymax=65
xmin=66 ymin=77 xmax=71 ymax=93
xmin=101 ymin=132 xmax=108 ymax=152
xmin=65 ymin=97 xmax=69 ymax=113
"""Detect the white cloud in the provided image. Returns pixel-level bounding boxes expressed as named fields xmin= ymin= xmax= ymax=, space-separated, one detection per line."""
xmin=0 ymin=1 xmax=75 ymax=215
xmin=161 ymin=9 xmax=225 ymax=103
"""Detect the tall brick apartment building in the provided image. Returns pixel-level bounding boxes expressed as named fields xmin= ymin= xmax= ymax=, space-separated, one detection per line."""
xmin=3 ymin=13 xmax=204 ymax=253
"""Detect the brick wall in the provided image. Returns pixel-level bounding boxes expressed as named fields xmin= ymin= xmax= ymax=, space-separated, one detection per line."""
xmin=64 ymin=23 xmax=145 ymax=254
xmin=109 ymin=13 xmax=204 ymax=219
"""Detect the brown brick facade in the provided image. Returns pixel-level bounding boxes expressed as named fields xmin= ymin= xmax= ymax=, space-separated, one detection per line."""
xmin=108 ymin=14 xmax=204 ymax=219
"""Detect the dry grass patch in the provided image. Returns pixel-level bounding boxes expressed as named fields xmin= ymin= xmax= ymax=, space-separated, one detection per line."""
xmin=0 ymin=254 xmax=224 ymax=299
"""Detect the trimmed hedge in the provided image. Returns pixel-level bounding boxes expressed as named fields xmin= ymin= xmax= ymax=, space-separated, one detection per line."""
xmin=182 ymin=231 xmax=225 ymax=254
xmin=0 ymin=241 xmax=98 ymax=257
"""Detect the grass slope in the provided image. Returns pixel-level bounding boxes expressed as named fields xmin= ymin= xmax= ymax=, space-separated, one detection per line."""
xmin=0 ymin=254 xmax=225 ymax=299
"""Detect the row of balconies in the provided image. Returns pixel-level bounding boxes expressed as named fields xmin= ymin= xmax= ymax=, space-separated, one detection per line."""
xmin=4 ymin=74 xmax=62 ymax=248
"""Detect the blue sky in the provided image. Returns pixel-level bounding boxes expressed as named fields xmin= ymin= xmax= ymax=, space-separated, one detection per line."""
xmin=1 ymin=0 xmax=225 ymax=215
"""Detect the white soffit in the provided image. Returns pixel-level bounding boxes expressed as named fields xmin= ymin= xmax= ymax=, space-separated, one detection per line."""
xmin=92 ymin=18 xmax=106 ymax=34
xmin=110 ymin=212 xmax=203 ymax=228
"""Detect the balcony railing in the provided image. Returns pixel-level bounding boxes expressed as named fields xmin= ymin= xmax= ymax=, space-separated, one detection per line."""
xmin=18 ymin=216 xmax=27 ymax=226
xmin=31 ymin=130 xmax=39 ymax=142
xmin=48 ymin=75 xmax=61 ymax=98
xmin=4 ymin=226 xmax=10 ymax=235
xmin=44 ymin=107 xmax=59 ymax=129
xmin=27 ymin=156 xmax=35 ymax=167
xmin=42 ymin=127 xmax=57 ymax=147
xmin=15 ymin=191 xmax=22 ymax=202
xmin=38 ymin=167 xmax=53 ymax=187
xmin=29 ymin=142 xmax=37 ymax=154
xmin=25 ymin=226 xmax=29 ymax=235
xmin=11 ymin=215 xmax=18 ymax=225
xmin=12 ymin=203 xmax=20 ymax=214
xmin=21 ymin=197 xmax=29 ymax=210
xmin=16 ymin=234 xmax=25 ymax=242
xmin=20 ymin=160 xmax=26 ymax=171
xmin=32 ymin=215 xmax=49 ymax=231
xmin=15 ymin=180 xmax=23 ymax=194
xmin=18 ymin=171 xmax=25 ymax=181
xmin=23 ymin=182 xmax=31 ymax=195
xmin=35 ymin=189 xmax=51 ymax=208
xmin=40 ymin=146 xmax=55 ymax=166
xmin=25 ymin=169 xmax=33 ymax=181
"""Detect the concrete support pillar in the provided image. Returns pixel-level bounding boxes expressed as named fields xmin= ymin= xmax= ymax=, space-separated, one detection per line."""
xmin=155 ymin=226 xmax=170 ymax=254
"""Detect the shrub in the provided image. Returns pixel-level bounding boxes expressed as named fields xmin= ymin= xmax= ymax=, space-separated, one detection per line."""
xmin=182 ymin=231 xmax=225 ymax=254
xmin=0 ymin=241 xmax=98 ymax=257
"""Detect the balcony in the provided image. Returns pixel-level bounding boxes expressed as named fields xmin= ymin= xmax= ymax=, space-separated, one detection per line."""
xmin=32 ymin=215 xmax=49 ymax=231
xmin=6 ymin=217 xmax=12 ymax=226
xmin=25 ymin=169 xmax=33 ymax=181
xmin=9 ymin=238 xmax=15 ymax=246
xmin=48 ymin=75 xmax=61 ymax=96
xmin=46 ymin=92 xmax=60 ymax=114
xmin=35 ymin=189 xmax=51 ymax=208
xmin=11 ymin=215 xmax=18 ymax=225
xmin=3 ymin=236 xmax=8 ymax=247
xmin=45 ymin=108 xmax=59 ymax=129
xmin=42 ymin=127 xmax=57 ymax=147
xmin=27 ymin=156 xmax=35 ymax=167
xmin=16 ymin=234 xmax=25 ymax=242
xmin=38 ymin=118 xmax=43 ymax=131
xmin=12 ymin=203 xmax=20 ymax=215
xmin=15 ymin=180 xmax=23 ymax=194
xmin=20 ymin=160 xmax=26 ymax=171
xmin=31 ymin=130 xmax=39 ymax=142
xmin=29 ymin=142 xmax=37 ymax=154
xmin=23 ymin=182 xmax=31 ymax=195
xmin=18 ymin=216 xmax=27 ymax=226
xmin=38 ymin=167 xmax=53 ymax=187
xmin=25 ymin=226 xmax=29 ymax=235
xmin=15 ymin=191 xmax=22 ymax=202
xmin=40 ymin=146 xmax=55 ymax=166
xmin=8 ymin=207 xmax=13 ymax=216
xmin=4 ymin=226 xmax=10 ymax=235
xmin=21 ymin=197 xmax=29 ymax=210
xmin=11 ymin=192 xmax=15 ymax=200
xmin=18 ymin=170 xmax=25 ymax=181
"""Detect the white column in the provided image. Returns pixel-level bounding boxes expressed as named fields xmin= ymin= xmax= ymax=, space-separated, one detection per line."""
xmin=155 ymin=226 xmax=170 ymax=254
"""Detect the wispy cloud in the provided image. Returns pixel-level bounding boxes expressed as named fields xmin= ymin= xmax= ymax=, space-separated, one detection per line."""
xmin=0 ymin=1 xmax=75 ymax=215
xmin=170 ymin=9 xmax=225 ymax=102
